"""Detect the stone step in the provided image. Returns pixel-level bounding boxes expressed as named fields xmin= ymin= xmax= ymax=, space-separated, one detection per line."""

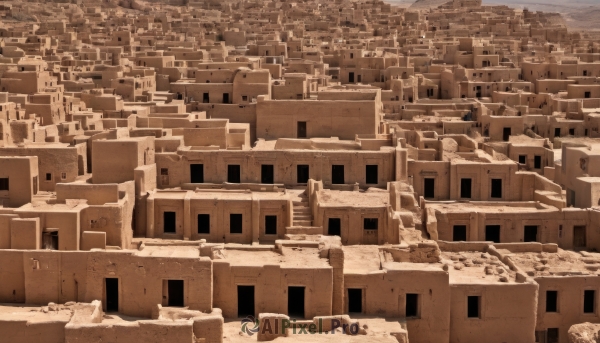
xmin=293 ymin=214 xmax=312 ymax=221
xmin=285 ymin=226 xmax=323 ymax=235
xmin=293 ymin=220 xmax=312 ymax=226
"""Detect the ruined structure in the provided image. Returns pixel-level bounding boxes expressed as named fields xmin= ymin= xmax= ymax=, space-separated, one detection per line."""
xmin=0 ymin=0 xmax=599 ymax=342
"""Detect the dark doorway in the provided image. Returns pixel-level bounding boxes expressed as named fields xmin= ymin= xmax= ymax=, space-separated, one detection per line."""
xmin=349 ymin=72 xmax=355 ymax=83
xmin=584 ymin=290 xmax=595 ymax=313
xmin=288 ymin=286 xmax=305 ymax=318
xmin=203 ymin=93 xmax=209 ymax=103
xmin=424 ymin=178 xmax=435 ymax=199
xmin=230 ymin=214 xmax=243 ymax=234
xmin=297 ymin=121 xmax=307 ymax=138
xmin=554 ymin=128 xmax=561 ymax=137
xmin=460 ymin=178 xmax=472 ymax=198
xmin=198 ymin=214 xmax=210 ymax=234
xmin=190 ymin=164 xmax=204 ymax=183
xmin=534 ymin=155 xmax=542 ymax=169
xmin=569 ymin=128 xmax=575 ymax=136
xmin=297 ymin=165 xmax=309 ymax=183
xmin=453 ymin=225 xmax=467 ymax=241
xmin=524 ymin=225 xmax=538 ymax=242
xmin=237 ymin=285 xmax=255 ymax=317
xmin=106 ymin=278 xmax=119 ymax=312
xmin=503 ymin=127 xmax=511 ymax=141
xmin=585 ymin=92 xmax=591 ymax=99
xmin=546 ymin=290 xmax=558 ymax=313
xmin=332 ymin=165 xmax=345 ymax=184
xmin=43 ymin=231 xmax=59 ymax=250
xmin=167 ymin=280 xmax=184 ymax=307
xmin=328 ymin=218 xmax=341 ymax=236
xmin=485 ymin=225 xmax=501 ymax=243
xmin=348 ymin=289 xmax=362 ymax=313
xmin=366 ymin=165 xmax=378 ymax=184
xmin=467 ymin=296 xmax=480 ymax=318
xmin=518 ymin=155 xmax=526 ymax=164
xmin=547 ymin=328 xmax=559 ymax=343
xmin=574 ymin=226 xmax=587 ymax=249
xmin=227 ymin=165 xmax=241 ymax=183
xmin=223 ymin=93 xmax=229 ymax=104
xmin=406 ymin=293 xmax=419 ymax=318
xmin=491 ymin=179 xmax=502 ymax=198
xmin=261 ymin=164 xmax=274 ymax=184
xmin=164 ymin=212 xmax=176 ymax=233
xmin=265 ymin=215 xmax=277 ymax=235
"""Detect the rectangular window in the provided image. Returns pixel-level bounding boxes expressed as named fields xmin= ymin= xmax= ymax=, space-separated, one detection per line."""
xmin=453 ymin=225 xmax=467 ymax=241
xmin=364 ymin=218 xmax=378 ymax=230
xmin=261 ymin=165 xmax=274 ymax=184
xmin=227 ymin=165 xmax=241 ymax=183
xmin=485 ymin=225 xmax=501 ymax=243
xmin=424 ymin=178 xmax=435 ymax=199
xmin=467 ymin=296 xmax=480 ymax=318
xmin=584 ymin=290 xmax=595 ymax=314
xmin=332 ymin=165 xmax=345 ymax=184
xmin=534 ymin=155 xmax=542 ymax=169
xmin=569 ymin=128 xmax=575 ymax=136
xmin=460 ymin=178 xmax=472 ymax=198
xmin=61 ymin=172 xmax=67 ymax=180
xmin=406 ymin=294 xmax=419 ymax=318
xmin=524 ymin=225 xmax=538 ymax=242
xmin=366 ymin=165 xmax=378 ymax=184
xmin=546 ymin=290 xmax=558 ymax=313
xmin=190 ymin=164 xmax=204 ymax=183
xmin=265 ymin=215 xmax=277 ymax=235
xmin=230 ymin=213 xmax=243 ymax=234
xmin=297 ymin=165 xmax=309 ymax=183
xmin=491 ymin=179 xmax=502 ymax=198
xmin=518 ymin=155 xmax=526 ymax=164
xmin=46 ymin=173 xmax=52 ymax=181
xmin=554 ymin=127 xmax=560 ymax=137
xmin=328 ymin=218 xmax=341 ymax=236
xmin=164 ymin=211 xmax=176 ymax=233
xmin=297 ymin=121 xmax=307 ymax=138
xmin=0 ymin=178 xmax=8 ymax=191
xmin=197 ymin=214 xmax=210 ymax=234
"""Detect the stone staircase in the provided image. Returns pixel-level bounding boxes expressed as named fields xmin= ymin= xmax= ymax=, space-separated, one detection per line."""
xmin=285 ymin=192 xmax=322 ymax=235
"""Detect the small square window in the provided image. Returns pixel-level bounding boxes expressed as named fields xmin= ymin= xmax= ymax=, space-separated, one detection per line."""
xmin=61 ymin=172 xmax=67 ymax=180
xmin=0 ymin=178 xmax=8 ymax=191
xmin=161 ymin=168 xmax=169 ymax=176
xmin=46 ymin=173 xmax=52 ymax=181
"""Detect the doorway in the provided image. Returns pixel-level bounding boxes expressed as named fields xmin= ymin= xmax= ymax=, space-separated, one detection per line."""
xmin=485 ymin=225 xmax=501 ymax=243
xmin=190 ymin=164 xmax=204 ymax=183
xmin=424 ymin=178 xmax=435 ymax=198
xmin=349 ymin=72 xmax=355 ymax=83
xmin=227 ymin=165 xmax=241 ymax=183
xmin=223 ymin=93 xmax=229 ymax=104
xmin=237 ymin=285 xmax=255 ymax=317
xmin=574 ymin=226 xmax=587 ymax=249
xmin=348 ymin=289 xmax=362 ymax=313
xmin=503 ymin=127 xmax=511 ymax=141
xmin=332 ymin=165 xmax=345 ymax=184
xmin=460 ymin=178 xmax=472 ymax=198
xmin=288 ymin=286 xmax=305 ymax=318
xmin=524 ymin=226 xmax=538 ymax=242
xmin=164 ymin=212 xmax=176 ymax=233
xmin=297 ymin=122 xmax=307 ymax=138
xmin=453 ymin=225 xmax=467 ymax=241
xmin=105 ymin=278 xmax=119 ymax=312
xmin=43 ymin=231 xmax=59 ymax=250
xmin=167 ymin=280 xmax=184 ymax=307
xmin=261 ymin=165 xmax=274 ymax=184
xmin=328 ymin=218 xmax=341 ymax=236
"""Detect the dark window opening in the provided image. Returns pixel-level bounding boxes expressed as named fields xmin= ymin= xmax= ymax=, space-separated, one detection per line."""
xmin=164 ymin=212 xmax=176 ymax=233
xmin=468 ymin=296 xmax=480 ymax=318
xmin=230 ymin=214 xmax=243 ymax=234
xmin=534 ymin=155 xmax=542 ymax=169
xmin=288 ymin=286 xmax=305 ymax=318
xmin=297 ymin=165 xmax=309 ymax=183
xmin=237 ymin=285 xmax=255 ymax=318
xmin=105 ymin=278 xmax=119 ymax=312
xmin=328 ymin=218 xmax=341 ymax=236
xmin=460 ymin=178 xmax=472 ymax=198
xmin=491 ymin=179 xmax=502 ymax=198
xmin=198 ymin=214 xmax=210 ymax=234
xmin=584 ymin=290 xmax=595 ymax=314
xmin=203 ymin=93 xmax=209 ymax=103
xmin=585 ymin=92 xmax=591 ymax=99
xmin=261 ymin=165 xmax=274 ymax=184
xmin=424 ymin=178 xmax=435 ymax=199
xmin=554 ymin=128 xmax=560 ymax=137
xmin=227 ymin=165 xmax=241 ymax=183
xmin=524 ymin=225 xmax=538 ymax=242
xmin=46 ymin=173 xmax=52 ymax=181
xmin=42 ymin=231 xmax=58 ymax=250
xmin=348 ymin=289 xmax=362 ymax=313
xmin=547 ymin=328 xmax=559 ymax=343
xmin=167 ymin=280 xmax=184 ymax=307
xmin=366 ymin=165 xmax=378 ymax=184
xmin=485 ymin=225 xmax=500 ymax=243
xmin=332 ymin=165 xmax=345 ymax=184
xmin=503 ymin=127 xmax=511 ymax=141
xmin=349 ymin=72 xmax=355 ymax=83
xmin=0 ymin=178 xmax=8 ymax=191
xmin=297 ymin=121 xmax=307 ymax=138
xmin=518 ymin=155 xmax=526 ymax=164
xmin=406 ymin=293 xmax=419 ymax=318
xmin=453 ymin=225 xmax=467 ymax=241
xmin=546 ymin=290 xmax=558 ymax=313
xmin=364 ymin=218 xmax=378 ymax=230
xmin=569 ymin=128 xmax=575 ymax=136
xmin=223 ymin=93 xmax=229 ymax=104
xmin=265 ymin=215 xmax=277 ymax=235
xmin=190 ymin=164 xmax=204 ymax=183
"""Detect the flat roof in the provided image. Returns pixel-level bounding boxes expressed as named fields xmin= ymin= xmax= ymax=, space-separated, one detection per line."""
xmin=221 ymin=246 xmax=331 ymax=268
xmin=442 ymin=251 xmax=518 ymax=284
xmin=506 ymin=249 xmax=600 ymax=277
xmin=319 ymin=189 xmax=389 ymax=208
